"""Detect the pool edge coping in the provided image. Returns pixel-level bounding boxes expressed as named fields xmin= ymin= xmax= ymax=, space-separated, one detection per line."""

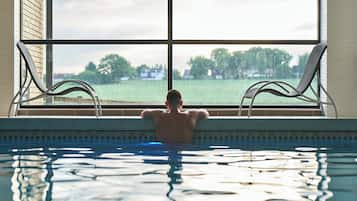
xmin=0 ymin=117 xmax=356 ymax=132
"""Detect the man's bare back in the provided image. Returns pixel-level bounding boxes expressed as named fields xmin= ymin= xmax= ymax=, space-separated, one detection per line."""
xmin=141 ymin=109 xmax=208 ymax=144
xmin=141 ymin=89 xmax=208 ymax=144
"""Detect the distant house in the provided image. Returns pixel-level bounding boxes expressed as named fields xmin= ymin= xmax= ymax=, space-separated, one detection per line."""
xmin=211 ymin=70 xmax=223 ymax=80
xmin=246 ymin=68 xmax=272 ymax=79
xmin=183 ymin=69 xmax=194 ymax=80
xmin=264 ymin=68 xmax=274 ymax=78
xmin=139 ymin=69 xmax=149 ymax=78
xmin=120 ymin=76 xmax=129 ymax=81
xmin=214 ymin=74 xmax=223 ymax=80
xmin=139 ymin=67 xmax=165 ymax=80
xmin=245 ymin=69 xmax=260 ymax=79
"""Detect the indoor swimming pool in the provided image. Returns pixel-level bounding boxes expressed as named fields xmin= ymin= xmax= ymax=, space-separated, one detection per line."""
xmin=0 ymin=137 xmax=357 ymax=201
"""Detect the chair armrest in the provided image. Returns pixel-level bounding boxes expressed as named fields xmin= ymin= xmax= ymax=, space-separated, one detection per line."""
xmin=243 ymin=80 xmax=291 ymax=97
xmin=255 ymin=81 xmax=299 ymax=95
xmin=242 ymin=80 xmax=272 ymax=96
xmin=50 ymin=79 xmax=97 ymax=95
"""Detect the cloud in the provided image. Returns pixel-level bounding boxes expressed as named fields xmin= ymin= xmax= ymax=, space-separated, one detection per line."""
xmin=53 ymin=0 xmax=167 ymax=39
xmin=51 ymin=0 xmax=317 ymax=73
xmin=53 ymin=45 xmax=167 ymax=74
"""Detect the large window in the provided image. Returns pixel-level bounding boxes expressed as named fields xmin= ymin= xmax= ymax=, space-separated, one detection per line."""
xmin=20 ymin=0 xmax=320 ymax=107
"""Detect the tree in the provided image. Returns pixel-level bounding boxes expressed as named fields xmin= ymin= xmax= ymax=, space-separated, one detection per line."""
xmin=211 ymin=48 xmax=231 ymax=79
xmin=97 ymin=54 xmax=135 ymax=83
xmin=173 ymin=69 xmax=182 ymax=80
xmin=85 ymin=62 xmax=97 ymax=72
xmin=229 ymin=51 xmax=245 ymax=79
xmin=295 ymin=53 xmax=309 ymax=77
xmin=243 ymin=47 xmax=293 ymax=79
xmin=244 ymin=47 xmax=271 ymax=75
xmin=71 ymin=61 xmax=100 ymax=84
xmin=271 ymin=48 xmax=293 ymax=78
xmin=77 ymin=70 xmax=100 ymax=84
xmin=188 ymin=56 xmax=214 ymax=79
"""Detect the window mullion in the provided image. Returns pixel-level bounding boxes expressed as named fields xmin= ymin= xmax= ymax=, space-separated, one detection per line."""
xmin=46 ymin=0 xmax=53 ymax=104
xmin=168 ymin=0 xmax=173 ymax=91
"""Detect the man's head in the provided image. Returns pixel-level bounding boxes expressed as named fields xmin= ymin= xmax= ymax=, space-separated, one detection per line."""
xmin=166 ymin=89 xmax=183 ymax=111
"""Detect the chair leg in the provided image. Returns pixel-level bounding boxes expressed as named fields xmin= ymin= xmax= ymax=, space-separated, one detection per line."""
xmin=8 ymin=77 xmax=32 ymax=117
xmin=87 ymin=93 xmax=100 ymax=117
xmin=248 ymin=95 xmax=258 ymax=117
xmin=95 ymin=96 xmax=102 ymax=116
xmin=320 ymin=84 xmax=338 ymax=118
xmin=238 ymin=96 xmax=246 ymax=116
xmin=8 ymin=92 xmax=20 ymax=117
xmin=7 ymin=82 xmax=29 ymax=117
xmin=9 ymin=92 xmax=47 ymax=117
xmin=14 ymin=102 xmax=20 ymax=117
xmin=93 ymin=96 xmax=99 ymax=117
xmin=77 ymin=83 xmax=101 ymax=117
xmin=327 ymin=100 xmax=338 ymax=119
xmin=81 ymin=89 xmax=101 ymax=117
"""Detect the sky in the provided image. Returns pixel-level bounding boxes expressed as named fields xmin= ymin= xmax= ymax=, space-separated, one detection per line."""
xmin=48 ymin=0 xmax=318 ymax=74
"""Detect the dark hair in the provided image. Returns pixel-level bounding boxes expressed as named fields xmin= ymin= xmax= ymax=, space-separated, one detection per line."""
xmin=166 ymin=89 xmax=182 ymax=108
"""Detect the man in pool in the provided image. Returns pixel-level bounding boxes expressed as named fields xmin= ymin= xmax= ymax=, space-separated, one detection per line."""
xmin=141 ymin=89 xmax=209 ymax=144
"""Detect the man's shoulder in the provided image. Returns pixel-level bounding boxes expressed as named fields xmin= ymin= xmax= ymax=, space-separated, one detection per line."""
xmin=141 ymin=109 xmax=165 ymax=119
xmin=187 ymin=109 xmax=208 ymax=114
xmin=187 ymin=109 xmax=209 ymax=119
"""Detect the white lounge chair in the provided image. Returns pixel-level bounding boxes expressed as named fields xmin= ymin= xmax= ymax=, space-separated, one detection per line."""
xmin=238 ymin=43 xmax=337 ymax=118
xmin=8 ymin=41 xmax=102 ymax=117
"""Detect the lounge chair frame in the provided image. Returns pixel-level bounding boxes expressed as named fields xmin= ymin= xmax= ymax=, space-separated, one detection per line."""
xmin=8 ymin=42 xmax=102 ymax=117
xmin=238 ymin=43 xmax=337 ymax=118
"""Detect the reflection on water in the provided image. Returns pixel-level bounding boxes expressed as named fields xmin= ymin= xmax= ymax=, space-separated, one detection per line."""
xmin=1 ymin=143 xmax=357 ymax=201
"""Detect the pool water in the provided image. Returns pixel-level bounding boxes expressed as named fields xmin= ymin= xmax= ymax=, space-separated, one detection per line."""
xmin=0 ymin=142 xmax=357 ymax=201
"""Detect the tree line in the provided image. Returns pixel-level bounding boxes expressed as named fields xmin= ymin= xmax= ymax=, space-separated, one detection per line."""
xmin=189 ymin=47 xmax=308 ymax=80
xmin=71 ymin=54 xmax=168 ymax=84
xmin=71 ymin=47 xmax=309 ymax=84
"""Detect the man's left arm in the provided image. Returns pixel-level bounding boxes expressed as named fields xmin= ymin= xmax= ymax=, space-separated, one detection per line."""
xmin=141 ymin=110 xmax=163 ymax=119
xmin=188 ymin=109 xmax=209 ymax=120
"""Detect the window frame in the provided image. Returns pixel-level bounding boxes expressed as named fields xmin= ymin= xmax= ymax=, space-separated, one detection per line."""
xmin=19 ymin=0 xmax=322 ymax=109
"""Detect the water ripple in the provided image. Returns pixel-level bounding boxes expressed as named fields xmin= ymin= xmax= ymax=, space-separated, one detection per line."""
xmin=0 ymin=143 xmax=356 ymax=200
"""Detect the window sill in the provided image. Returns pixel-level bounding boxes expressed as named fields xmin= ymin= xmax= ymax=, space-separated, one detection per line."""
xmin=18 ymin=108 xmax=322 ymax=117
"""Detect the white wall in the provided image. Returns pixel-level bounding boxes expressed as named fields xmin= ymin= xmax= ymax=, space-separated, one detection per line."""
xmin=0 ymin=0 xmax=15 ymax=116
xmin=327 ymin=0 xmax=357 ymax=117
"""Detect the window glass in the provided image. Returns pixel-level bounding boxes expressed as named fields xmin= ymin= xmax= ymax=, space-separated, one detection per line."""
xmin=23 ymin=44 xmax=168 ymax=105
xmin=173 ymin=45 xmax=317 ymax=105
xmin=21 ymin=0 xmax=320 ymax=107
xmin=53 ymin=0 xmax=168 ymax=39
xmin=174 ymin=0 xmax=318 ymax=40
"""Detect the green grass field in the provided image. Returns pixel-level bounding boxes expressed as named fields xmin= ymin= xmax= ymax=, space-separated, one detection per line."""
xmin=61 ymin=79 xmax=317 ymax=105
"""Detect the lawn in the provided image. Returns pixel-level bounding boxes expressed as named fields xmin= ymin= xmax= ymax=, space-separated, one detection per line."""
xmin=61 ymin=79 xmax=317 ymax=106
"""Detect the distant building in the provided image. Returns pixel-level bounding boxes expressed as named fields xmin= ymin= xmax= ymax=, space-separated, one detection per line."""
xmin=183 ymin=69 xmax=193 ymax=80
xmin=139 ymin=67 xmax=165 ymax=80
xmin=211 ymin=70 xmax=223 ymax=80
xmin=214 ymin=75 xmax=223 ymax=80
xmin=264 ymin=68 xmax=274 ymax=78
xmin=245 ymin=69 xmax=260 ymax=79
xmin=246 ymin=68 xmax=273 ymax=79
xmin=120 ymin=76 xmax=129 ymax=81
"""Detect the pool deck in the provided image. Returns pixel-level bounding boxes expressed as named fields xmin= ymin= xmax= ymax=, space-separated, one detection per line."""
xmin=0 ymin=116 xmax=356 ymax=132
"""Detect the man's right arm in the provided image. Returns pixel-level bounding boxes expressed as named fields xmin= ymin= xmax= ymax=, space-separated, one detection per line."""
xmin=141 ymin=110 xmax=163 ymax=119
xmin=198 ymin=109 xmax=209 ymax=119
xmin=188 ymin=109 xmax=209 ymax=121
